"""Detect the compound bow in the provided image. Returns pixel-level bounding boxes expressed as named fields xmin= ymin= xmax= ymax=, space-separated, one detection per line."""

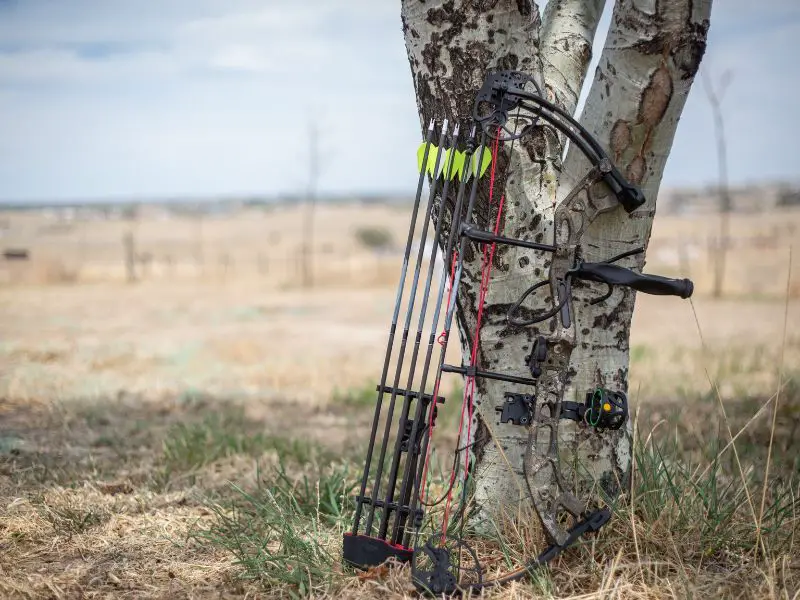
xmin=343 ymin=70 xmax=693 ymax=595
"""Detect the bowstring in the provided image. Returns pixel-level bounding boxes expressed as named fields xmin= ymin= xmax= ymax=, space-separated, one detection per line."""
xmin=437 ymin=129 xmax=502 ymax=539
xmin=440 ymin=110 xmax=524 ymax=545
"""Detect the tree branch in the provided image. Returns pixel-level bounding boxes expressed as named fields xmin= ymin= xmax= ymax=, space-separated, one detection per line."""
xmin=563 ymin=0 xmax=712 ymax=204
xmin=401 ymin=0 xmax=543 ymax=126
xmin=540 ymin=0 xmax=606 ymax=115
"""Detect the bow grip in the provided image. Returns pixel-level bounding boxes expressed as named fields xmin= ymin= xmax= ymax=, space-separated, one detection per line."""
xmin=603 ymin=166 xmax=646 ymax=213
xmin=573 ymin=262 xmax=694 ymax=298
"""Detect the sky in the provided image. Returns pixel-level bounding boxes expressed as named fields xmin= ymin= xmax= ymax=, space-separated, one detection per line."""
xmin=0 ymin=0 xmax=797 ymax=203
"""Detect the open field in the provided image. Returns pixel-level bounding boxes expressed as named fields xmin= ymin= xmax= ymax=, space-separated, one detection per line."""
xmin=1 ymin=204 xmax=799 ymax=598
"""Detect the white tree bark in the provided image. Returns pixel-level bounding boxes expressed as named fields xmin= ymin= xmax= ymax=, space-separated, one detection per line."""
xmin=541 ymin=0 xmax=606 ymax=114
xmin=401 ymin=0 xmax=711 ymax=530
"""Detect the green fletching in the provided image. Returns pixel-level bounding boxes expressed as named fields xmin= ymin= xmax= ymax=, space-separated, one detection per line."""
xmin=450 ymin=150 xmax=466 ymax=180
xmin=418 ymin=143 xmax=443 ymax=176
xmin=479 ymin=151 xmax=493 ymax=178
xmin=417 ymin=142 xmax=430 ymax=173
xmin=442 ymin=148 xmax=464 ymax=180
xmin=471 ymin=146 xmax=493 ymax=178
xmin=440 ymin=148 xmax=454 ymax=179
xmin=418 ymin=143 xmax=471 ymax=179
xmin=428 ymin=145 xmax=443 ymax=177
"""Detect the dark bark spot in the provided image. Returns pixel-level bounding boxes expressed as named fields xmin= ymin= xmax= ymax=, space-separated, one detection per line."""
xmin=614 ymin=367 xmax=629 ymax=390
xmin=497 ymin=53 xmax=519 ymax=71
xmin=609 ymin=120 xmax=632 ymax=160
xmin=630 ymin=13 xmax=709 ymax=81
xmin=523 ymin=126 xmax=547 ymax=163
xmin=473 ymin=415 xmax=490 ymax=465
xmin=518 ymin=255 xmax=530 ymax=268
xmin=580 ymin=40 xmax=591 ymax=66
xmin=565 ymin=366 xmax=578 ymax=384
xmin=426 ymin=2 xmax=456 ymax=28
xmin=600 ymin=470 xmax=623 ymax=499
xmin=591 ymin=295 xmax=628 ymax=330
xmin=638 ymin=66 xmax=673 ymax=128
xmin=626 ymin=155 xmax=646 ymax=185
xmin=675 ymin=20 xmax=710 ymax=79
xmin=594 ymin=367 xmax=606 ymax=386
xmin=614 ymin=327 xmax=629 ymax=350
xmin=421 ymin=43 xmax=443 ymax=76
xmin=516 ymin=0 xmax=532 ymax=16
xmin=632 ymin=34 xmax=668 ymax=57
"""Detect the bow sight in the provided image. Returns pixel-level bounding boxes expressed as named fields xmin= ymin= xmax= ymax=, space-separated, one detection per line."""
xmin=343 ymin=70 xmax=694 ymax=596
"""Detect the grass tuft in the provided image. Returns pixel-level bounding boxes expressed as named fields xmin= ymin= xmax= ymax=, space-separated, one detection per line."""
xmin=37 ymin=500 xmax=110 ymax=536
xmin=157 ymin=407 xmax=324 ymax=490
xmin=192 ymin=455 xmax=357 ymax=597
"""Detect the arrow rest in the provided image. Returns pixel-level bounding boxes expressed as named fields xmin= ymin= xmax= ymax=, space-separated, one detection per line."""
xmin=344 ymin=71 xmax=694 ymax=595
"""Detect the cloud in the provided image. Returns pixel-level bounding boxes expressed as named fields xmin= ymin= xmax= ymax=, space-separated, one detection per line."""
xmin=0 ymin=0 xmax=796 ymax=201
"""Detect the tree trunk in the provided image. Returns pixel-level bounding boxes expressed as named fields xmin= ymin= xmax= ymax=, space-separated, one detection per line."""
xmin=401 ymin=0 xmax=711 ymax=528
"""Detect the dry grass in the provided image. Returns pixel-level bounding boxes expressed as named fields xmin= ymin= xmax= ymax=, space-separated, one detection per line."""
xmin=1 ymin=204 xmax=799 ymax=296
xmin=1 ymin=203 xmax=799 ymax=598
xmin=2 ymin=380 xmax=797 ymax=599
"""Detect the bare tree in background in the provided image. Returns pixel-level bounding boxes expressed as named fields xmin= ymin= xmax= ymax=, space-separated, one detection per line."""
xmin=122 ymin=203 xmax=139 ymax=283
xmin=401 ymin=0 xmax=711 ymax=521
xmin=301 ymin=122 xmax=320 ymax=288
xmin=193 ymin=206 xmax=205 ymax=274
xmin=703 ymin=68 xmax=733 ymax=298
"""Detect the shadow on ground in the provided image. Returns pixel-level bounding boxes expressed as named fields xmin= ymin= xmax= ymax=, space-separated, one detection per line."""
xmin=0 ymin=390 xmax=369 ymax=599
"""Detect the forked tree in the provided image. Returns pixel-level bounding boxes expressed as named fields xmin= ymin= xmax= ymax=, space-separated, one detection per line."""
xmin=401 ymin=0 xmax=711 ymax=523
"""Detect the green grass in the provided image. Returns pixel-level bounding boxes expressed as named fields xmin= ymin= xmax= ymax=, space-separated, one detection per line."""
xmin=156 ymin=407 xmax=325 ymax=491
xmin=331 ymin=382 xmax=378 ymax=408
xmin=192 ymin=456 xmax=356 ymax=598
xmin=189 ymin=379 xmax=800 ymax=598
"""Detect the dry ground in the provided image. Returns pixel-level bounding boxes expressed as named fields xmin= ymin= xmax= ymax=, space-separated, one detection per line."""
xmin=1 ymin=204 xmax=799 ymax=599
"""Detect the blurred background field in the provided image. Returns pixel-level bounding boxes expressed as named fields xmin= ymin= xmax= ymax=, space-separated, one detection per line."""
xmin=1 ymin=197 xmax=798 ymax=403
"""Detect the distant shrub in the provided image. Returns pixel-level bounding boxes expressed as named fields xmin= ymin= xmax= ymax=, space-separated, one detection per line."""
xmin=354 ymin=226 xmax=393 ymax=251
